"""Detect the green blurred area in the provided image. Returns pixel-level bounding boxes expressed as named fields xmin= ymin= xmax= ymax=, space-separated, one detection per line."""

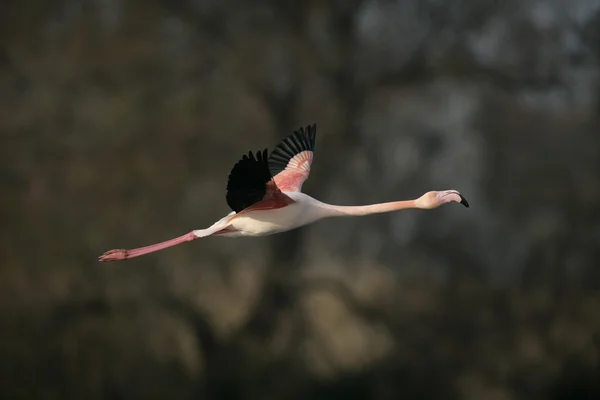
xmin=1 ymin=1 xmax=600 ymax=399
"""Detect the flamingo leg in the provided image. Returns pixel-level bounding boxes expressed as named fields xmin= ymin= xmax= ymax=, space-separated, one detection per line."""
xmin=98 ymin=231 xmax=197 ymax=262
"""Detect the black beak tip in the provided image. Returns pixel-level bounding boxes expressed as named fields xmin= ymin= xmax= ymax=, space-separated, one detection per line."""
xmin=459 ymin=194 xmax=469 ymax=208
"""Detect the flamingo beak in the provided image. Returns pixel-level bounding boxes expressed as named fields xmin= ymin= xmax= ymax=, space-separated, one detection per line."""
xmin=440 ymin=191 xmax=470 ymax=208
xmin=459 ymin=194 xmax=469 ymax=208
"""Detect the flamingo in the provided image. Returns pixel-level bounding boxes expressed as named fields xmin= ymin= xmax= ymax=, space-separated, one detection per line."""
xmin=99 ymin=124 xmax=469 ymax=262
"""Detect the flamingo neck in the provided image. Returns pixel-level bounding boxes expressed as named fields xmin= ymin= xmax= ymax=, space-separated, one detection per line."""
xmin=318 ymin=200 xmax=419 ymax=217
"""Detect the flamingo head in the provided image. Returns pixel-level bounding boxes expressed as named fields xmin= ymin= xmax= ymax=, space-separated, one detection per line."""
xmin=416 ymin=190 xmax=469 ymax=209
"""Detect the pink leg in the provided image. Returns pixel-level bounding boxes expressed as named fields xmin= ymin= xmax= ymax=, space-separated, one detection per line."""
xmin=98 ymin=231 xmax=197 ymax=262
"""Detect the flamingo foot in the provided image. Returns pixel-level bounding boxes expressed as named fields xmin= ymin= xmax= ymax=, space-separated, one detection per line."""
xmin=98 ymin=249 xmax=129 ymax=262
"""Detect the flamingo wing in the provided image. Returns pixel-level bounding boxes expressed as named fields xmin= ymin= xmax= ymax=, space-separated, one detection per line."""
xmin=268 ymin=124 xmax=317 ymax=193
xmin=225 ymin=148 xmax=294 ymax=213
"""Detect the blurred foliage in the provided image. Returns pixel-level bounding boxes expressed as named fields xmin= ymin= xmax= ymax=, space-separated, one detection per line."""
xmin=1 ymin=0 xmax=600 ymax=399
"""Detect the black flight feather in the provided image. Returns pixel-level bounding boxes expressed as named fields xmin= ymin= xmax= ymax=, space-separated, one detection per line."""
xmin=225 ymin=148 xmax=273 ymax=213
xmin=268 ymin=124 xmax=316 ymax=177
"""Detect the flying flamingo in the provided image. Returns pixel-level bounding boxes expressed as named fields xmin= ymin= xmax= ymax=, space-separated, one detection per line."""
xmin=99 ymin=124 xmax=469 ymax=262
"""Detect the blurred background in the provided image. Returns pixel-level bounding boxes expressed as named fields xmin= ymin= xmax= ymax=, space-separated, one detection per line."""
xmin=2 ymin=0 xmax=600 ymax=399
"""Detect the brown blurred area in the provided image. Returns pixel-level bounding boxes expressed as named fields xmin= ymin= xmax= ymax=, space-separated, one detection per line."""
xmin=2 ymin=0 xmax=600 ymax=399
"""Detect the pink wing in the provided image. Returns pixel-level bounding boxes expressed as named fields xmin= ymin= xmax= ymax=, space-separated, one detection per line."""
xmin=226 ymin=148 xmax=294 ymax=213
xmin=268 ymin=124 xmax=317 ymax=192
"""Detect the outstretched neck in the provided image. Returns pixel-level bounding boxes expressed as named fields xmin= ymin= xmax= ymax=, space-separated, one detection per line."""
xmin=319 ymin=199 xmax=419 ymax=217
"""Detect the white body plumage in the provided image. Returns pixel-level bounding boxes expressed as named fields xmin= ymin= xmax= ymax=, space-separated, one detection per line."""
xmin=197 ymin=192 xmax=332 ymax=238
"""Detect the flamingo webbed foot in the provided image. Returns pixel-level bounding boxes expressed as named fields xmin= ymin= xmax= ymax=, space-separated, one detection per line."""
xmin=98 ymin=249 xmax=129 ymax=262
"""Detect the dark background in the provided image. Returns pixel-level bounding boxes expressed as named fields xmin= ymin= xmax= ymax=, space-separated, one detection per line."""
xmin=2 ymin=0 xmax=600 ymax=399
